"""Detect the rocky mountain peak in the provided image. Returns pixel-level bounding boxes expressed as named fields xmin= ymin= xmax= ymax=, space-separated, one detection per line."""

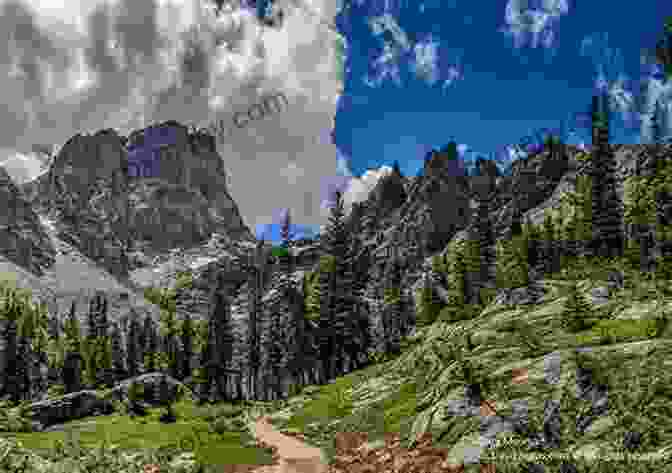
xmin=14 ymin=120 xmax=253 ymax=280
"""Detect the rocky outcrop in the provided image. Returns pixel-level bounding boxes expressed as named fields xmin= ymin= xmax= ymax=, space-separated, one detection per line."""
xmin=25 ymin=373 xmax=191 ymax=430
xmin=26 ymin=390 xmax=114 ymax=430
xmin=21 ymin=121 xmax=253 ymax=278
xmin=109 ymin=372 xmax=193 ymax=405
xmin=0 ymin=166 xmax=56 ymax=276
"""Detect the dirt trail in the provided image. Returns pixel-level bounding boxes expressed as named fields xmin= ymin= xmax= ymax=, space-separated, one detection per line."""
xmin=249 ymin=416 xmax=328 ymax=473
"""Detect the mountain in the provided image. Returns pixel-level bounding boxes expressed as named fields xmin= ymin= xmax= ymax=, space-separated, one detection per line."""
xmin=1 ymin=120 xmax=672 ymax=473
xmin=0 ymin=165 xmax=56 ymax=276
xmin=1 ymin=122 xmax=670 ymax=405
xmin=1 ymin=121 xmax=257 ymax=335
xmin=19 ymin=121 xmax=254 ymax=280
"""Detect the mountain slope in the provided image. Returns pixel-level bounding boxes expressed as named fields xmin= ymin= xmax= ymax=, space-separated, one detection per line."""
xmin=260 ymin=262 xmax=672 ymax=471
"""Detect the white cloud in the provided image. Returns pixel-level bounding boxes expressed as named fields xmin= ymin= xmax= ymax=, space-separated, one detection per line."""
xmin=0 ymin=150 xmax=46 ymax=184
xmin=0 ymin=0 xmax=347 ymax=235
xmin=500 ymin=0 xmax=569 ymax=52
xmin=342 ymin=165 xmax=393 ymax=211
xmin=366 ymin=14 xmax=463 ymax=90
xmin=412 ymin=35 xmax=440 ymax=85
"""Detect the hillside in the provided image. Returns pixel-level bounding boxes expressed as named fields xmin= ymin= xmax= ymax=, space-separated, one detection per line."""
xmin=0 ymin=125 xmax=670 ymax=473
xmin=259 ymin=258 xmax=672 ymax=472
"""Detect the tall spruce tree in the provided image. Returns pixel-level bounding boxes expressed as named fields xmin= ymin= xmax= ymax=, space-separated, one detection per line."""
xmin=143 ymin=316 xmax=157 ymax=373
xmin=265 ymin=294 xmax=286 ymax=400
xmin=246 ymin=238 xmax=266 ymax=399
xmin=126 ymin=313 xmax=141 ymax=378
xmin=561 ymin=281 xmax=594 ymax=333
xmin=210 ymin=275 xmax=236 ymax=401
xmin=180 ymin=313 xmax=195 ymax=381
xmin=651 ymin=99 xmax=666 ymax=145
xmin=382 ymin=244 xmax=403 ymax=355
xmin=344 ymin=214 xmax=368 ymax=370
xmin=62 ymin=301 xmax=83 ymax=393
xmin=318 ymin=190 xmax=358 ymax=380
xmin=278 ymin=209 xmax=307 ymax=389
xmin=109 ymin=321 xmax=126 ymax=383
xmin=159 ymin=307 xmax=180 ymax=380
xmin=469 ymin=157 xmax=498 ymax=305
xmin=2 ymin=298 xmax=20 ymax=402
xmin=590 ymin=90 xmax=624 ymax=259
xmin=542 ymin=209 xmax=558 ymax=276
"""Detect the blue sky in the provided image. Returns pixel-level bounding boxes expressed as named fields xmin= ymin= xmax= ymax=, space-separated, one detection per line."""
xmin=1 ymin=0 xmax=670 ymax=245
xmin=258 ymin=0 xmax=672 ymax=242
xmin=333 ymin=0 xmax=670 ymax=178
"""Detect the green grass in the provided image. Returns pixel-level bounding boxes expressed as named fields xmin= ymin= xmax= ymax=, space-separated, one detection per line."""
xmin=267 ymin=255 xmax=672 ymax=473
xmin=1 ymin=399 xmax=274 ymax=469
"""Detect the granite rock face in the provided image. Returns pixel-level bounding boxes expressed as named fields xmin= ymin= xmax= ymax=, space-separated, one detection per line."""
xmin=21 ymin=121 xmax=253 ymax=278
xmin=0 ymin=166 xmax=56 ymax=276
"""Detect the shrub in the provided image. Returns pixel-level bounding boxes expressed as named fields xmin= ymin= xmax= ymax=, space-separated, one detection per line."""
xmin=126 ymin=380 xmax=147 ymax=417
xmin=46 ymin=383 xmax=65 ymax=398
xmin=415 ymin=286 xmax=442 ymax=326
xmin=159 ymin=405 xmax=177 ymax=424
xmin=560 ymin=281 xmax=594 ymax=333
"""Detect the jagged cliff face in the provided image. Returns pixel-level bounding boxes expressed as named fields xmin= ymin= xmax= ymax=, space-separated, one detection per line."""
xmin=20 ymin=121 xmax=253 ymax=278
xmin=0 ymin=166 xmax=56 ymax=276
xmin=336 ymin=143 xmax=672 ymax=354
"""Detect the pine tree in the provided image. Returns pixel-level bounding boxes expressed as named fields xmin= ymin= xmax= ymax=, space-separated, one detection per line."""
xmin=192 ymin=320 xmax=211 ymax=403
xmin=16 ymin=298 xmax=51 ymax=399
xmin=98 ymin=335 xmax=114 ymax=388
xmin=93 ymin=291 xmax=109 ymax=340
xmin=382 ymin=247 xmax=403 ymax=355
xmin=180 ymin=313 xmax=195 ymax=381
xmin=542 ymin=209 xmax=558 ymax=276
xmin=62 ymin=301 xmax=83 ymax=394
xmin=265 ymin=303 xmax=286 ymax=400
xmin=210 ymin=276 xmax=236 ymax=401
xmin=392 ymin=159 xmax=402 ymax=177
xmin=143 ymin=316 xmax=157 ymax=373
xmin=246 ymin=239 xmax=265 ymax=399
xmin=590 ymin=91 xmax=624 ymax=259
xmin=159 ymin=307 xmax=180 ymax=380
xmin=15 ymin=334 xmax=32 ymax=400
xmin=279 ymin=209 xmax=308 ymax=389
xmin=651 ymin=99 xmax=665 ymax=145
xmin=496 ymin=231 xmax=530 ymax=290
xmin=126 ymin=379 xmax=146 ymax=416
xmin=561 ymin=281 xmax=594 ymax=333
xmin=126 ymin=313 xmax=141 ymax=378
xmin=469 ymin=157 xmax=497 ymax=305
xmin=318 ymin=190 xmax=358 ymax=380
xmin=416 ymin=283 xmax=440 ymax=327
xmin=91 ymin=292 xmax=112 ymax=387
xmin=450 ymin=241 xmax=471 ymax=310
xmin=345 ymin=203 xmax=370 ymax=369
xmin=109 ymin=321 xmax=126 ymax=383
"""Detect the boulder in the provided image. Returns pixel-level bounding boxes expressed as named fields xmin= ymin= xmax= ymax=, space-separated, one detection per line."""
xmin=493 ymin=284 xmax=545 ymax=306
xmin=591 ymin=287 xmax=610 ymax=306
xmin=109 ymin=372 xmax=193 ymax=406
xmin=25 ymin=390 xmax=114 ymax=429
xmin=607 ymin=270 xmax=625 ymax=293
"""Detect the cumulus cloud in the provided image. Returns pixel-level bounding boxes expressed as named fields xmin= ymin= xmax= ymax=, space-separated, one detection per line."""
xmin=0 ymin=0 xmax=347 ymax=236
xmin=580 ymin=31 xmax=672 ymax=142
xmin=500 ymin=0 xmax=569 ymax=52
xmin=365 ymin=13 xmax=463 ymax=90
xmin=342 ymin=165 xmax=392 ymax=210
xmin=0 ymin=150 xmax=46 ymax=184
